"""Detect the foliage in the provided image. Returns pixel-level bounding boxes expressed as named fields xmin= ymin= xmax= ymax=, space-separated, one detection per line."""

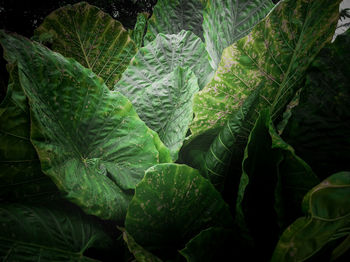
xmin=0 ymin=0 xmax=349 ymax=261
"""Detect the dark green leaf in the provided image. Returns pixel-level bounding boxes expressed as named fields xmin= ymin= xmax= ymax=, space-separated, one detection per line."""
xmin=125 ymin=163 xmax=232 ymax=252
xmin=0 ymin=31 xmax=171 ymax=221
xmin=131 ymin=12 xmax=149 ymax=48
xmin=271 ymin=172 xmax=350 ymax=262
xmin=34 ymin=2 xmax=137 ymax=89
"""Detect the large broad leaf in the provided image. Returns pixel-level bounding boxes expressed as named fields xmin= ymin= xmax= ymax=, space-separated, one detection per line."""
xmin=144 ymin=0 xmax=205 ymax=44
xmin=115 ymin=30 xmax=213 ymax=92
xmin=34 ymin=2 xmax=137 ymax=89
xmin=118 ymin=66 xmax=198 ymax=161
xmin=0 ymin=64 xmax=60 ymax=203
xmin=0 ymin=202 xmax=111 ymax=261
xmin=191 ymin=0 xmax=341 ymax=137
xmin=203 ymin=0 xmax=274 ymax=69
xmin=271 ymin=171 xmax=350 ymax=262
xmin=0 ymin=31 xmax=171 ymax=221
xmin=282 ymin=29 xmax=350 ymax=180
xmin=236 ymin=109 xmax=319 ymax=260
xmin=125 ymin=163 xmax=232 ymax=255
xmin=131 ymin=12 xmax=149 ymax=49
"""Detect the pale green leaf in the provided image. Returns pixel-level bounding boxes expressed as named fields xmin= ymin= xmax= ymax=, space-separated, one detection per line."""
xmin=191 ymin=0 xmax=341 ymax=137
xmin=0 ymin=31 xmax=171 ymax=221
xmin=34 ymin=2 xmax=137 ymax=89
xmin=203 ymin=0 xmax=274 ymax=69
xmin=144 ymin=0 xmax=205 ymax=44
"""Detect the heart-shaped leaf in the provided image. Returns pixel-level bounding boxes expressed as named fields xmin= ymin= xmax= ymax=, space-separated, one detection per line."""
xmin=0 ymin=31 xmax=171 ymax=221
xmin=34 ymin=2 xmax=137 ymax=89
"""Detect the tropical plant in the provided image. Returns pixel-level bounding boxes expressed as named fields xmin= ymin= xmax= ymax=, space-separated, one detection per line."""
xmin=0 ymin=0 xmax=349 ymax=261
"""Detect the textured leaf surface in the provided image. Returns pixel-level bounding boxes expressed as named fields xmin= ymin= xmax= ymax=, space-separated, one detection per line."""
xmin=282 ymin=30 xmax=350 ymax=180
xmin=34 ymin=2 xmax=137 ymax=89
xmin=144 ymin=0 xmax=205 ymax=44
xmin=119 ymin=227 xmax=162 ymax=262
xmin=0 ymin=64 xmax=60 ymax=203
xmin=0 ymin=31 xmax=171 ymax=221
xmin=131 ymin=12 xmax=149 ymax=48
xmin=191 ymin=0 xmax=341 ymax=137
xmin=271 ymin=172 xmax=350 ymax=261
xmin=0 ymin=203 xmax=110 ymax=262
xmin=203 ymin=0 xmax=274 ymax=69
xmin=125 ymin=163 xmax=232 ymax=251
xmin=119 ymin=66 xmax=198 ymax=160
xmin=236 ymin=109 xmax=319 ymax=260
xmin=116 ymin=30 xmax=213 ymax=92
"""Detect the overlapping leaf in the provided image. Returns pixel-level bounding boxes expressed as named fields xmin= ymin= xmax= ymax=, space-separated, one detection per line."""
xmin=115 ymin=30 xmax=213 ymax=92
xmin=236 ymin=109 xmax=319 ymax=260
xmin=34 ymin=2 xmax=137 ymax=89
xmin=203 ymin=0 xmax=274 ymax=69
xmin=131 ymin=12 xmax=149 ymax=48
xmin=0 ymin=203 xmax=111 ymax=261
xmin=271 ymin=172 xmax=350 ymax=261
xmin=282 ymin=29 xmax=350 ymax=180
xmin=125 ymin=163 xmax=232 ymax=252
xmin=191 ymin=0 xmax=341 ymax=137
xmin=0 ymin=31 xmax=171 ymax=221
xmin=0 ymin=64 xmax=60 ymax=203
xmin=144 ymin=0 xmax=205 ymax=44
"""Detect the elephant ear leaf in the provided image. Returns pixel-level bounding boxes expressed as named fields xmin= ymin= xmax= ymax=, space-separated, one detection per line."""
xmin=0 ymin=31 xmax=171 ymax=221
xmin=0 ymin=64 xmax=60 ymax=203
xmin=203 ymin=0 xmax=274 ymax=69
xmin=271 ymin=171 xmax=350 ymax=261
xmin=191 ymin=0 xmax=341 ymax=137
xmin=125 ymin=163 xmax=232 ymax=253
xmin=34 ymin=2 xmax=137 ymax=89
xmin=0 ymin=203 xmax=111 ymax=261
xmin=144 ymin=0 xmax=205 ymax=44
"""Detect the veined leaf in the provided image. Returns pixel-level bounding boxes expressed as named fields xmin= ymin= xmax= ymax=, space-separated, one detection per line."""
xmin=125 ymin=163 xmax=232 ymax=252
xmin=116 ymin=30 xmax=213 ymax=92
xmin=0 ymin=203 xmax=111 ymax=262
xmin=0 ymin=31 xmax=171 ymax=221
xmin=34 ymin=2 xmax=137 ymax=89
xmin=191 ymin=0 xmax=341 ymax=137
xmin=0 ymin=64 xmax=60 ymax=203
xmin=144 ymin=0 xmax=205 ymax=44
xmin=203 ymin=0 xmax=274 ymax=69
xmin=236 ymin=109 xmax=319 ymax=260
xmin=281 ymin=29 xmax=350 ymax=180
xmin=119 ymin=66 xmax=198 ymax=160
xmin=119 ymin=227 xmax=162 ymax=262
xmin=271 ymin=172 xmax=350 ymax=262
xmin=131 ymin=12 xmax=149 ymax=48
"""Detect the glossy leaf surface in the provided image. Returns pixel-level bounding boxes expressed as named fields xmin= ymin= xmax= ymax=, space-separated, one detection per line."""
xmin=0 ymin=31 xmax=171 ymax=221
xmin=191 ymin=0 xmax=341 ymax=137
xmin=203 ymin=0 xmax=274 ymax=69
xmin=0 ymin=203 xmax=110 ymax=261
xmin=125 ymin=163 xmax=232 ymax=251
xmin=144 ymin=0 xmax=204 ymax=44
xmin=271 ymin=172 xmax=350 ymax=261
xmin=34 ymin=2 xmax=137 ymax=88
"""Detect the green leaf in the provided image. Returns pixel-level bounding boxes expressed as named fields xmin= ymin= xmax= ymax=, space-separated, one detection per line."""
xmin=34 ymin=2 xmax=137 ymax=89
xmin=119 ymin=66 xmax=198 ymax=160
xmin=180 ymin=227 xmax=241 ymax=262
xmin=236 ymin=109 xmax=319 ymax=260
xmin=0 ymin=64 xmax=60 ymax=203
xmin=271 ymin=171 xmax=350 ymax=262
xmin=203 ymin=0 xmax=274 ymax=69
xmin=0 ymin=31 xmax=171 ymax=221
xmin=119 ymin=227 xmax=163 ymax=262
xmin=144 ymin=0 xmax=205 ymax=44
xmin=191 ymin=0 xmax=341 ymax=137
xmin=0 ymin=202 xmax=111 ymax=262
xmin=281 ymin=30 xmax=350 ymax=180
xmin=131 ymin=12 xmax=149 ymax=48
xmin=116 ymin=30 xmax=213 ymax=92
xmin=125 ymin=163 xmax=232 ymax=252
